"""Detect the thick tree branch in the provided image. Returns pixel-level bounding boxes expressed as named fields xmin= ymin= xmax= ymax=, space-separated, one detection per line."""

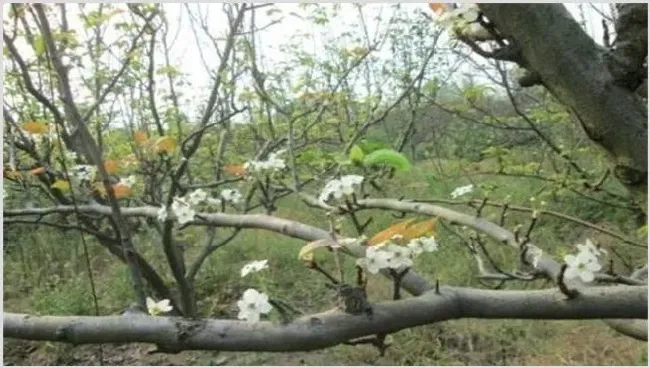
xmin=476 ymin=4 xmax=647 ymax=211
xmin=4 ymin=285 xmax=645 ymax=351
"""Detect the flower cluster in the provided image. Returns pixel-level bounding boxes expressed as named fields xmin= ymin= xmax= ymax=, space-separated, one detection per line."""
xmin=356 ymin=236 xmax=440 ymax=274
xmin=170 ymin=197 xmax=196 ymax=225
xmin=244 ymin=151 xmax=286 ymax=173
xmin=319 ymin=175 xmax=364 ymax=203
xmin=563 ymin=239 xmax=605 ymax=283
xmin=158 ymin=188 xmax=243 ymax=225
xmin=72 ymin=165 xmax=97 ymax=182
xmin=221 ymin=189 xmax=243 ymax=204
xmin=187 ymin=188 xmax=208 ymax=205
xmin=450 ymin=184 xmax=473 ymax=199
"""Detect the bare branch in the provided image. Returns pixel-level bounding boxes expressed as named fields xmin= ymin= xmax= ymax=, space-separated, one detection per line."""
xmin=4 ymin=285 xmax=645 ymax=351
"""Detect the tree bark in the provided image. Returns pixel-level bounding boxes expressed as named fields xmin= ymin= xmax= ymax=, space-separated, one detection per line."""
xmin=478 ymin=4 xmax=647 ymax=212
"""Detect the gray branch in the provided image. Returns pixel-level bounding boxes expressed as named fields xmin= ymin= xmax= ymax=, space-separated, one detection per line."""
xmin=4 ymin=285 xmax=646 ymax=351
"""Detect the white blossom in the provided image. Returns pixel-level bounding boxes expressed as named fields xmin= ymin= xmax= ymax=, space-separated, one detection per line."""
xmin=73 ymin=165 xmax=97 ymax=182
xmin=386 ymin=244 xmax=413 ymax=269
xmin=237 ymin=288 xmax=273 ymax=323
xmin=64 ymin=151 xmax=78 ymax=163
xmin=450 ymin=184 xmax=474 ymax=199
xmin=171 ymin=197 xmax=196 ymax=225
xmin=119 ymin=175 xmax=137 ymax=187
xmin=146 ymin=297 xmax=173 ymax=316
xmin=576 ymin=238 xmax=607 ymax=258
xmin=240 ymin=259 xmax=269 ymax=277
xmin=420 ymin=237 xmax=439 ymax=252
xmin=157 ymin=206 xmax=169 ymax=222
xmin=244 ymin=151 xmax=286 ymax=173
xmin=564 ymin=251 xmax=601 ymax=283
xmin=319 ymin=175 xmax=365 ymax=203
xmin=221 ymin=189 xmax=243 ymax=204
xmin=187 ymin=189 xmax=208 ymax=206
xmin=356 ymin=247 xmax=392 ymax=274
xmin=407 ymin=237 xmax=439 ymax=255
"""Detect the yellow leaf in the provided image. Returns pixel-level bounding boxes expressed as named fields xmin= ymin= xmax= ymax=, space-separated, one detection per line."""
xmin=111 ymin=183 xmax=133 ymax=199
xmin=51 ymin=179 xmax=70 ymax=191
xmin=402 ymin=218 xmax=438 ymax=241
xmin=103 ymin=159 xmax=120 ymax=174
xmin=298 ymin=238 xmax=338 ymax=265
xmin=134 ymin=131 xmax=149 ymax=147
xmin=23 ymin=121 xmax=49 ymax=135
xmin=153 ymin=136 xmax=177 ymax=154
xmin=367 ymin=219 xmax=417 ymax=246
xmin=92 ymin=182 xmax=107 ymax=196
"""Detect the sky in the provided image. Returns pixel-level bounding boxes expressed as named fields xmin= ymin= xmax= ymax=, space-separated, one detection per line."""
xmin=2 ymin=3 xmax=615 ymax=125
xmin=160 ymin=3 xmax=611 ymax=102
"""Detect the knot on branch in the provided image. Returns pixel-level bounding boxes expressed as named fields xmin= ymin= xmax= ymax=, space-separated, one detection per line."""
xmin=613 ymin=162 xmax=647 ymax=186
xmin=517 ymin=69 xmax=542 ymax=87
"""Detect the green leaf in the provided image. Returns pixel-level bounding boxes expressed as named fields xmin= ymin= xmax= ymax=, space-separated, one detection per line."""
xmin=33 ymin=36 xmax=45 ymax=57
xmin=349 ymin=145 xmax=365 ymax=164
xmin=358 ymin=139 xmax=390 ymax=154
xmin=363 ymin=149 xmax=411 ymax=172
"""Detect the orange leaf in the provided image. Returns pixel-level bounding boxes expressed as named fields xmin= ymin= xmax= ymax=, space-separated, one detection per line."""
xmin=367 ymin=218 xmax=417 ymax=246
xmin=152 ymin=136 xmax=177 ymax=154
xmin=103 ymin=159 xmax=120 ymax=174
xmin=22 ymin=121 xmax=49 ymax=135
xmin=134 ymin=131 xmax=149 ymax=147
xmin=29 ymin=167 xmax=46 ymax=175
xmin=111 ymin=183 xmax=133 ymax=199
xmin=428 ymin=3 xmax=448 ymax=15
xmin=223 ymin=164 xmax=246 ymax=176
xmin=402 ymin=218 xmax=438 ymax=241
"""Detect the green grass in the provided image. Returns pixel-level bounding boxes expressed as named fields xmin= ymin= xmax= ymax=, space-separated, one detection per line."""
xmin=3 ymin=159 xmax=647 ymax=365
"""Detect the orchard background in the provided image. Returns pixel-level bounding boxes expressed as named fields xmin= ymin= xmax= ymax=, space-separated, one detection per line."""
xmin=2 ymin=3 xmax=647 ymax=365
